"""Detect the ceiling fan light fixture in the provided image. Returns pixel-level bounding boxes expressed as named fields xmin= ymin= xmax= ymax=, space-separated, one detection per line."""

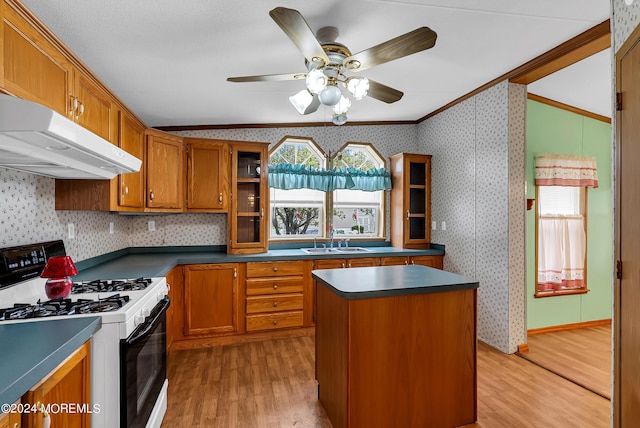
xmin=333 ymin=95 xmax=351 ymax=115
xmin=306 ymin=69 xmax=327 ymax=94
xmin=346 ymin=77 xmax=370 ymax=100
xmin=332 ymin=113 xmax=348 ymax=126
xmin=318 ymin=84 xmax=342 ymax=106
xmin=289 ymin=89 xmax=320 ymax=115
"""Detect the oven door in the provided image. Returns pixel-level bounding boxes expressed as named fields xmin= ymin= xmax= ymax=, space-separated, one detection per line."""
xmin=120 ymin=296 xmax=170 ymax=428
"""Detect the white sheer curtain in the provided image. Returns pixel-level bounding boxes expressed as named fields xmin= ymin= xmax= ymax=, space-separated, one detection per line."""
xmin=537 ymin=215 xmax=586 ymax=292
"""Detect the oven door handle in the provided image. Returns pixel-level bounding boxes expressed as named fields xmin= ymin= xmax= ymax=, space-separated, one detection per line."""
xmin=126 ymin=296 xmax=170 ymax=346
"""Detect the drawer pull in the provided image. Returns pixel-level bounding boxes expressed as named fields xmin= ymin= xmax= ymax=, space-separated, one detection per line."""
xmin=273 ymin=284 xmax=278 ymax=290
xmin=273 ymin=267 xmax=278 ymax=272
xmin=273 ymin=320 xmax=278 ymax=325
xmin=273 ymin=302 xmax=278 ymax=307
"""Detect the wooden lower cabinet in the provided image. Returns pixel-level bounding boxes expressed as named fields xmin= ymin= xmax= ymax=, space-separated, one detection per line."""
xmin=316 ymin=285 xmax=476 ymax=428
xmin=0 ymin=401 xmax=20 ymax=428
xmin=184 ymin=264 xmax=240 ymax=336
xmin=22 ymin=340 xmax=91 ymax=428
xmin=245 ymin=260 xmax=309 ymax=331
xmin=380 ymin=255 xmax=443 ymax=269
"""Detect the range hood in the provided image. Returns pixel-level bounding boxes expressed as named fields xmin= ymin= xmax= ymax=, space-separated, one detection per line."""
xmin=0 ymin=95 xmax=142 ymax=179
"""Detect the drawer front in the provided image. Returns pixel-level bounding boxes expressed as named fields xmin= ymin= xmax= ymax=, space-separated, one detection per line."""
xmin=246 ymin=293 xmax=303 ymax=314
xmin=246 ymin=277 xmax=303 ymax=295
xmin=380 ymin=257 xmax=409 ymax=266
xmin=246 ymin=311 xmax=304 ymax=332
xmin=410 ymin=255 xmax=443 ymax=269
xmin=246 ymin=260 xmax=305 ymax=277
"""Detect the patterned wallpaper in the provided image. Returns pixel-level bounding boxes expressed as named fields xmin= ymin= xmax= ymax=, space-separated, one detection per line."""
xmin=418 ymin=80 xmax=526 ymax=354
xmin=613 ymin=0 xmax=640 ymax=53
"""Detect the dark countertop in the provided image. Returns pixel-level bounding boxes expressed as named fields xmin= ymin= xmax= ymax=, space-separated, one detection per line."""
xmin=74 ymin=246 xmax=445 ymax=281
xmin=0 ymin=317 xmax=101 ymax=407
xmin=312 ymin=265 xmax=478 ymax=299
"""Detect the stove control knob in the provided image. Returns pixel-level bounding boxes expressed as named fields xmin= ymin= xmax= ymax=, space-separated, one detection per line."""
xmin=142 ymin=308 xmax=151 ymax=317
xmin=157 ymin=292 xmax=165 ymax=302
xmin=134 ymin=315 xmax=145 ymax=326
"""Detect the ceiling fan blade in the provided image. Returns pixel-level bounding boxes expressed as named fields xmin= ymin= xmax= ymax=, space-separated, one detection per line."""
xmin=367 ymin=80 xmax=404 ymax=104
xmin=269 ymin=7 xmax=330 ymax=66
xmin=227 ymin=73 xmax=306 ymax=83
xmin=344 ymin=27 xmax=437 ymax=72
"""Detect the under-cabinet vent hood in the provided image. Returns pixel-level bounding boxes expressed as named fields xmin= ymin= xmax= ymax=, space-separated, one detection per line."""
xmin=0 ymin=95 xmax=142 ymax=179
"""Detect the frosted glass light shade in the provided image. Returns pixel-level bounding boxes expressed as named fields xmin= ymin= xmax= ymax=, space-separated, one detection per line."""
xmin=346 ymin=77 xmax=369 ymax=100
xmin=318 ymin=85 xmax=341 ymax=106
xmin=289 ymin=90 xmax=320 ymax=115
xmin=333 ymin=95 xmax=351 ymax=115
xmin=306 ymin=69 xmax=327 ymax=94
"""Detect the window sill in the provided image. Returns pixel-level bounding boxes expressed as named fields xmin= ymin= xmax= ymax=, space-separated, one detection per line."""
xmin=534 ymin=288 xmax=590 ymax=298
xmin=269 ymin=237 xmax=387 ymax=245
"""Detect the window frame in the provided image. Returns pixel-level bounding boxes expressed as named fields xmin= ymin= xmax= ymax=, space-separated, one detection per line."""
xmin=268 ymin=137 xmax=387 ymax=243
xmin=534 ymin=185 xmax=589 ymax=298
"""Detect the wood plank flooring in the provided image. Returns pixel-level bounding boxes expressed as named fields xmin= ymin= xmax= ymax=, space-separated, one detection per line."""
xmin=518 ymin=325 xmax=612 ymax=399
xmin=163 ymin=337 xmax=610 ymax=427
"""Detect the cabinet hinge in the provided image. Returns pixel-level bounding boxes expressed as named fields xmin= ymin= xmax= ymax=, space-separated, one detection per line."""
xmin=617 ymin=260 xmax=623 ymax=280
xmin=229 ymin=147 xmax=233 ymax=155
xmin=616 ymin=92 xmax=623 ymax=111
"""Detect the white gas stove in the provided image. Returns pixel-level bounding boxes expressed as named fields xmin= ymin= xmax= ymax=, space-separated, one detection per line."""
xmin=0 ymin=241 xmax=169 ymax=428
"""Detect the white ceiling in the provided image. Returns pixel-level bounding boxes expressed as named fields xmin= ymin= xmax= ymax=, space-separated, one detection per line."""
xmin=528 ymin=49 xmax=612 ymax=118
xmin=20 ymin=0 xmax=611 ymax=127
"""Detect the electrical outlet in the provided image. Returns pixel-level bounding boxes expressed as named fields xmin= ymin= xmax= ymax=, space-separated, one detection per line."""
xmin=148 ymin=220 xmax=155 ymax=232
xmin=109 ymin=222 xmax=114 ymax=235
xmin=432 ymin=221 xmax=437 ymax=230
xmin=441 ymin=221 xmax=447 ymax=231
xmin=67 ymin=223 xmax=75 ymax=239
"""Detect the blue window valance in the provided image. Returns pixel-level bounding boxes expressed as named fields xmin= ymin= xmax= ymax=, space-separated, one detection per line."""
xmin=268 ymin=164 xmax=392 ymax=192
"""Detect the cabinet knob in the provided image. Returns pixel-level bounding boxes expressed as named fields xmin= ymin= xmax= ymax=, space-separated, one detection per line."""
xmin=124 ymin=185 xmax=129 ymax=195
xmin=273 ymin=302 xmax=278 ymax=307
xmin=273 ymin=284 xmax=278 ymax=290
xmin=149 ymin=190 xmax=155 ymax=201
xmin=406 ymin=210 xmax=410 ymax=220
xmin=219 ymin=193 xmax=223 ymax=204
xmin=273 ymin=320 xmax=278 ymax=325
xmin=261 ymin=208 xmax=264 ymax=218
xmin=273 ymin=267 xmax=278 ymax=272
xmin=405 ymin=259 xmax=409 ymax=265
xmin=341 ymin=262 xmax=345 ymax=268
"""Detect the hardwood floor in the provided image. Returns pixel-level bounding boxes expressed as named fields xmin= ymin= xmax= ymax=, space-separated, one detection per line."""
xmin=163 ymin=337 xmax=610 ymax=427
xmin=518 ymin=325 xmax=612 ymax=399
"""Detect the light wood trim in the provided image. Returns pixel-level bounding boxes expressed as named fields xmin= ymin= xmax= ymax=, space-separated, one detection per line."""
xmin=528 ymin=93 xmax=611 ymax=124
xmin=517 ymin=344 xmax=530 ymax=353
xmin=420 ymin=20 xmax=611 ymax=122
xmin=155 ymin=119 xmax=417 ymax=131
xmin=510 ymin=22 xmax=611 ymax=85
xmin=269 ymin=135 xmax=327 ymax=159
xmin=528 ymin=319 xmax=612 ymax=336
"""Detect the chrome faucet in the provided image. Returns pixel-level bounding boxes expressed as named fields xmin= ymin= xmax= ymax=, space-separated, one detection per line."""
xmin=330 ymin=229 xmax=335 ymax=248
xmin=313 ymin=236 xmax=317 ymax=249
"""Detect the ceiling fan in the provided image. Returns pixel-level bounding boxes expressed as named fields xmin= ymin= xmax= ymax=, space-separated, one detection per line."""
xmin=227 ymin=7 xmax=437 ymax=125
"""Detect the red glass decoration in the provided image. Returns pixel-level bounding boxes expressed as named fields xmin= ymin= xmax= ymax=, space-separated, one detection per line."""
xmin=40 ymin=256 xmax=78 ymax=299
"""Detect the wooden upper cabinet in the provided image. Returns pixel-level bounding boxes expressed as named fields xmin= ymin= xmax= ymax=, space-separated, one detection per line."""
xmin=185 ymin=138 xmax=229 ymax=212
xmin=118 ymin=111 xmax=145 ymax=209
xmin=228 ymin=142 xmax=269 ymax=254
xmin=72 ymin=70 xmax=113 ymax=143
xmin=1 ymin=0 xmax=72 ymax=115
xmin=390 ymin=153 xmax=432 ymax=249
xmin=145 ymin=129 xmax=185 ymax=212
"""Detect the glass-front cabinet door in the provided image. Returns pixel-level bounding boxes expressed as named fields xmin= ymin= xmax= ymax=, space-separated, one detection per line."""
xmin=228 ymin=142 xmax=269 ymax=254
xmin=390 ymin=153 xmax=432 ymax=249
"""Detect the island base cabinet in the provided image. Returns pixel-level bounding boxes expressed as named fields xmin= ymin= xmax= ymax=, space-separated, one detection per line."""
xmin=316 ymin=286 xmax=477 ymax=428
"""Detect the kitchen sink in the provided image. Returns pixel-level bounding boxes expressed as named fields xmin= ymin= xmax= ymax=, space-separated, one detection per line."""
xmin=300 ymin=247 xmax=340 ymax=254
xmin=335 ymin=247 xmax=372 ymax=253
xmin=300 ymin=247 xmax=372 ymax=254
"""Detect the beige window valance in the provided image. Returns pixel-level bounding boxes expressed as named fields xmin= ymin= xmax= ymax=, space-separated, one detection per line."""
xmin=534 ymin=154 xmax=598 ymax=188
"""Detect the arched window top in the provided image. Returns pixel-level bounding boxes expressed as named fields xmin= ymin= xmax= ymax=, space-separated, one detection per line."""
xmin=332 ymin=142 xmax=386 ymax=171
xmin=269 ymin=136 xmax=326 ymax=169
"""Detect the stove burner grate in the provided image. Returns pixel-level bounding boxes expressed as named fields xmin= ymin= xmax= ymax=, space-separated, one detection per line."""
xmin=72 ymin=277 xmax=153 ymax=294
xmin=0 ymin=294 xmax=130 ymax=320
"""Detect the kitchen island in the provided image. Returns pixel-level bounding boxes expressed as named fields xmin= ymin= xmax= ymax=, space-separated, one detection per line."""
xmin=312 ymin=265 xmax=478 ymax=428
